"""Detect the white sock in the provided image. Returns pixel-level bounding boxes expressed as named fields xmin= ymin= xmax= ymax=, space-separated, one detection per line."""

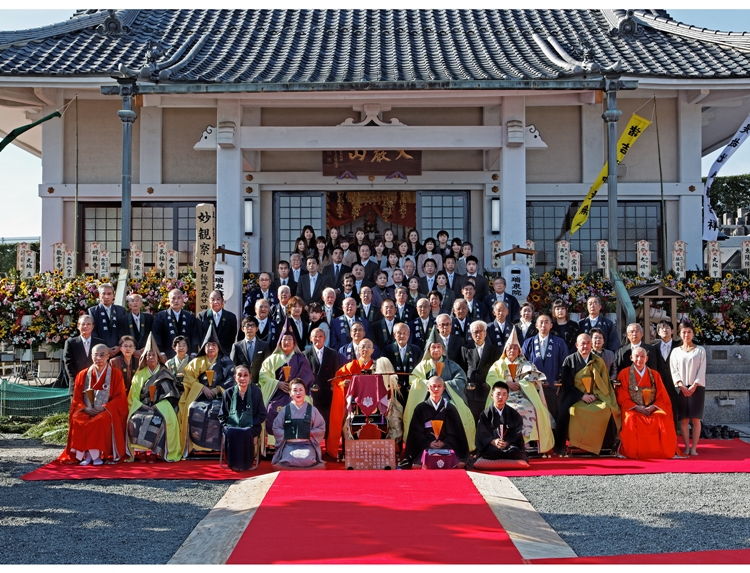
xmin=89 ymin=449 xmax=100 ymax=461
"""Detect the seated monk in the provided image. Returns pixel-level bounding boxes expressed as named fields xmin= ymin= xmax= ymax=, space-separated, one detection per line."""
xmin=485 ymin=329 xmax=555 ymax=454
xmin=219 ymin=364 xmax=267 ymax=471
xmin=258 ymin=319 xmax=315 ymax=449
xmin=178 ymin=323 xmax=236 ymax=457
xmin=126 ymin=334 xmax=182 ymax=462
xmin=615 ymin=346 xmax=679 ymax=459
xmin=272 ymin=378 xmax=326 ymax=468
xmin=60 ymin=344 xmax=128 ymax=465
xmin=556 ymin=333 xmax=621 ymax=455
xmin=327 ymin=338 xmax=377 ymax=461
xmin=398 ymin=376 xmax=469 ymax=469
xmin=476 ymin=381 xmax=527 ymax=461
xmin=403 ymin=329 xmax=475 ymax=453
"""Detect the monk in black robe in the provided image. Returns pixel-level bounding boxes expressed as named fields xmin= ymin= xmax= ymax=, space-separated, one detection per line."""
xmin=475 ymin=381 xmax=527 ymax=461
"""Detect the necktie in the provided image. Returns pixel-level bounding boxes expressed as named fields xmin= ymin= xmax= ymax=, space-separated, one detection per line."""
xmin=334 ymin=265 xmax=340 ymax=283
xmin=311 ymin=275 xmax=317 ymax=293
xmin=83 ymin=338 xmax=90 ymax=355
xmin=133 ymin=315 xmax=140 ymax=334
xmin=400 ymin=346 xmax=406 ymax=363
xmin=214 ymin=312 xmax=221 ymax=326
xmin=247 ymin=339 xmax=255 ymax=362
xmin=477 ymin=345 xmax=482 ymax=359
xmin=662 ymin=343 xmax=669 ymax=360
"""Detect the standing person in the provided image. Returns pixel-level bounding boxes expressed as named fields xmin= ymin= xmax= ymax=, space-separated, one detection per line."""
xmin=397 ymin=240 xmax=414 ymax=270
xmin=616 ymin=323 xmax=656 ymax=374
xmin=457 ymin=255 xmax=489 ymax=302
xmin=296 ymin=256 xmax=332 ymax=305
xmin=88 ymin=283 xmax=127 ymax=354
xmin=434 ymin=271 xmax=456 ymax=313
xmin=352 ymin=227 xmax=370 ymax=260
xmin=254 ymin=298 xmax=279 ymax=349
xmin=670 ymin=321 xmax=707 ymax=456
xmin=654 ymin=320 xmax=680 ymax=428
xmin=461 ymin=320 xmax=502 ymax=423
xmin=436 ymin=230 xmax=451 ymax=259
xmin=330 ymin=297 xmax=370 ymax=350
xmin=270 ymin=260 xmax=296 ymax=296
xmin=372 ymin=239 xmax=388 ymax=269
xmin=407 ymin=277 xmax=425 ymax=307
xmin=152 ymin=288 xmax=201 ymax=359
xmin=110 ymin=335 xmax=139 ymax=394
xmin=410 ymin=297 xmax=435 ymax=351
xmin=382 ymin=228 xmax=396 ymax=252
xmin=118 ymin=293 xmax=153 ymax=350
xmin=322 ymin=246 xmax=351 ymax=291
xmin=326 ymin=226 xmax=341 ymax=253
xmin=442 ymin=255 xmax=460 ymax=293
xmin=515 ymin=302 xmax=537 ymax=344
xmin=450 ymin=239 xmax=464 ymax=274
xmin=288 ymin=253 xmax=307 ymax=285
xmin=550 ymin=299 xmax=580 ymax=353
xmin=358 ymin=244 xmax=380 ymax=283
xmin=245 ymin=272 xmax=278 ymax=317
xmin=291 ymin=237 xmax=310 ymax=260
xmin=405 ymin=228 xmax=423 ymax=258
xmin=62 ymin=315 xmax=106 ymax=394
xmin=305 ymin=303 xmax=330 ymax=349
xmin=218 ymin=364 xmax=267 ymax=472
xmin=591 ymin=328 xmax=618 ymax=381
xmin=486 ymin=301 xmax=522 ymax=349
xmin=383 ymin=322 xmax=422 ymax=407
xmin=303 ymin=327 xmax=338 ymax=436
xmin=339 ymin=235 xmax=358 ymax=267
xmin=416 ymin=237 xmax=443 ymax=277
xmin=579 ymin=296 xmax=620 ymax=352
xmin=315 ymin=236 xmax=331 ymax=268
xmin=286 ymin=296 xmax=310 ymax=350
xmin=522 ymin=314 xmax=566 ymax=420
xmin=483 ymin=277 xmax=520 ymax=323
xmin=357 ymin=286 xmax=382 ymax=325
xmin=198 ymin=289 xmax=238 ymax=356
xmin=60 ymin=344 xmax=128 ymax=465
xmin=231 ymin=316 xmax=270 ymax=384
xmin=371 ymin=270 xmax=394 ymax=307
xmin=301 ymin=225 xmax=317 ymax=254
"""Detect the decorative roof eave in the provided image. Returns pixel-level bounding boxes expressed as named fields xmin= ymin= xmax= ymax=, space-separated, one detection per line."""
xmin=626 ymin=76 xmax=750 ymax=90
xmin=101 ymin=77 xmax=639 ymax=96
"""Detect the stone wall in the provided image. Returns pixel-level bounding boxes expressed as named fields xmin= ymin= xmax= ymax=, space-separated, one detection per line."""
xmin=703 ymin=345 xmax=750 ymax=424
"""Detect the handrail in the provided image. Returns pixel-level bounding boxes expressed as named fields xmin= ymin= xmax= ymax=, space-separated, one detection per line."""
xmin=611 ymin=268 xmax=636 ymax=346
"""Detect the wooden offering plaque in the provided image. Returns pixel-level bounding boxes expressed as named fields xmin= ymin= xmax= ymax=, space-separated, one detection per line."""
xmin=344 ymin=439 xmax=396 ymax=470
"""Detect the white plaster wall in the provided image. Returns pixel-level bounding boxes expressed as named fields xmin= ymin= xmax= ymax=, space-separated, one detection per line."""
xmin=526 ymin=106 xmax=582 ymax=183
xmin=63 ymin=99 xmax=140 ymax=184
xmin=162 ymin=108 xmax=217 ymax=184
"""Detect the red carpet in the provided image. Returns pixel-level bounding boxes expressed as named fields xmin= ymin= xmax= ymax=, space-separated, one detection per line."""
xmin=530 ymin=547 xmax=750 ymax=564
xmin=227 ymin=471 xmax=523 ymax=564
xmin=477 ymin=439 xmax=750 ymax=477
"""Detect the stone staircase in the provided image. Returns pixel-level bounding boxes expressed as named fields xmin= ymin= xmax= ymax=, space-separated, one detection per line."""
xmin=703 ymin=345 xmax=750 ymax=424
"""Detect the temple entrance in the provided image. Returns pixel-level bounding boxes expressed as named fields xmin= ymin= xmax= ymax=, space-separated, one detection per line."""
xmin=272 ymin=190 xmax=469 ymax=262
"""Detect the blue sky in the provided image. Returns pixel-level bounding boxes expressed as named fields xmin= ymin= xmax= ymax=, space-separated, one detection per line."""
xmin=2 ymin=8 xmax=750 ymax=237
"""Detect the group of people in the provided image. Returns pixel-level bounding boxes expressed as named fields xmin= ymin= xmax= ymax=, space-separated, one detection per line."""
xmin=58 ymin=227 xmax=706 ymax=471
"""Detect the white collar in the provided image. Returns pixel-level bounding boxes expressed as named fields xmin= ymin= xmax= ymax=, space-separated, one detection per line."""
xmin=634 ymin=366 xmax=647 ymax=378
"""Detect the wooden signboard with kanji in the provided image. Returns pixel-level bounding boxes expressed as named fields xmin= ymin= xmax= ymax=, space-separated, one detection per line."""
xmin=323 ymin=150 xmax=422 ymax=176
xmin=344 ymin=439 xmax=397 ymax=470
xmin=195 ymin=204 xmax=216 ymax=313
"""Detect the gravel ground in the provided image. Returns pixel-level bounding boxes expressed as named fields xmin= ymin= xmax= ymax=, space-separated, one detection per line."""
xmin=512 ymin=473 xmax=750 ymax=557
xmin=0 ymin=434 xmax=231 ymax=564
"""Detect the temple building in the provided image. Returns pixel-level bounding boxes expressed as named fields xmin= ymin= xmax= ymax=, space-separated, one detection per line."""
xmin=2 ymin=9 xmax=750 ymax=316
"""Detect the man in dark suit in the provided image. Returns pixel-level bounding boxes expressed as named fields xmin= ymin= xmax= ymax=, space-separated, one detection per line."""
xmin=271 ymin=285 xmax=293 ymax=326
xmin=351 ymin=264 xmax=375 ymax=298
xmin=62 ymin=315 xmax=105 ymax=394
xmin=486 ymin=300 xmax=522 ymax=349
xmin=297 ymin=256 xmax=333 ymax=305
xmin=330 ymin=297 xmax=370 ymax=351
xmin=254 ymin=298 xmax=279 ymax=349
xmin=118 ymin=293 xmax=153 ymax=350
xmin=409 ymin=298 xmax=435 ymax=351
xmin=230 ymin=316 xmax=270 ymax=385
xmin=417 ymin=259 xmax=439 ymax=295
xmin=578 ymin=296 xmax=621 ymax=352
xmin=322 ymin=246 xmax=351 ymax=291
xmin=87 ymin=282 xmax=127 ymax=353
xmin=244 ymin=272 xmax=278 ymax=317
xmin=270 ymin=260 xmax=296 ymax=296
xmin=615 ymin=322 xmax=656 ymax=374
xmin=451 ymin=299 xmax=473 ymax=342
xmin=460 ymin=281 xmax=489 ymax=323
xmin=443 ymin=255 xmax=461 ymax=294
xmin=371 ymin=298 xmax=398 ymax=350
xmin=357 ymin=244 xmax=380 ymax=284
xmin=653 ymin=320 xmax=680 ymax=427
xmin=288 ymin=253 xmax=308 ymax=289
xmin=461 ymin=320 xmax=503 ymax=422
xmin=456 ymin=256 xmax=489 ymax=302
xmin=435 ymin=313 xmax=463 ymax=363
xmin=152 ymin=288 xmax=201 ymax=359
xmin=402 ymin=259 xmax=418 ymax=284
xmin=198 ymin=290 xmax=238 ymax=356
xmin=483 ymin=276 xmax=521 ymax=324
xmin=303 ymin=327 xmax=339 ymax=436
xmin=393 ymin=287 xmax=417 ymax=324
xmin=335 ymin=273 xmax=360 ymax=307
xmin=357 ymin=286 xmax=383 ymax=324
xmin=383 ymin=322 xmax=422 ymax=406
xmin=322 ymin=287 xmax=344 ymax=325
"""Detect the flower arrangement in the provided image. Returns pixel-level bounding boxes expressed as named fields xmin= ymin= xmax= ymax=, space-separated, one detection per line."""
xmin=0 ymin=269 xmax=196 ymax=350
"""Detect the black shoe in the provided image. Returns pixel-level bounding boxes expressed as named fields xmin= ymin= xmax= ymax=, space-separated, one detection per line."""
xmin=397 ymin=458 xmax=412 ymax=469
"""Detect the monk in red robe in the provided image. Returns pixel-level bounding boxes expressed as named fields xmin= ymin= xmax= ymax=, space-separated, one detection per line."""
xmin=615 ymin=346 xmax=678 ymax=459
xmin=327 ymin=338 xmax=375 ymax=460
xmin=60 ymin=343 xmax=128 ymax=465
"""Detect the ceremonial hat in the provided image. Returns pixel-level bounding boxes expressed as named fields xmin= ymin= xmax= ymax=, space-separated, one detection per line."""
xmin=137 ymin=332 xmax=165 ymax=371
xmin=197 ymin=320 xmax=226 ymax=357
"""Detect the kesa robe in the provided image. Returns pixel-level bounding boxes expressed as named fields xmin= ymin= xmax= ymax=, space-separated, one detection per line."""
xmin=60 ymin=365 xmax=128 ymax=464
xmin=403 ymin=359 xmax=475 ymax=451
xmin=616 ymin=366 xmax=678 ymax=459
xmin=327 ymin=358 xmax=373 ymax=458
xmin=127 ymin=365 xmax=181 ymax=462
xmin=403 ymin=397 xmax=469 ymax=465
xmin=258 ymin=351 xmax=314 ymax=447
xmin=178 ymin=355 xmax=235 ymax=455
xmin=558 ymin=353 xmax=621 ymax=455
xmin=272 ymin=401 xmax=326 ymax=467
xmin=484 ymin=357 xmax=555 ymax=453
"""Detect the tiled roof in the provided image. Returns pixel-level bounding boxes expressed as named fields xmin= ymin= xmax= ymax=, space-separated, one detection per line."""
xmin=1 ymin=9 xmax=749 ymax=85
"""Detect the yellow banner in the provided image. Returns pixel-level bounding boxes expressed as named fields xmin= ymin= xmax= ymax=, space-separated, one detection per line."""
xmin=570 ymin=114 xmax=651 ymax=235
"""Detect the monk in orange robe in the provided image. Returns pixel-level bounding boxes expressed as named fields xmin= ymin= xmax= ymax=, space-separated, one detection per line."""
xmin=615 ymin=346 xmax=678 ymax=459
xmin=60 ymin=343 xmax=128 ymax=465
xmin=327 ymin=338 xmax=375 ymax=460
